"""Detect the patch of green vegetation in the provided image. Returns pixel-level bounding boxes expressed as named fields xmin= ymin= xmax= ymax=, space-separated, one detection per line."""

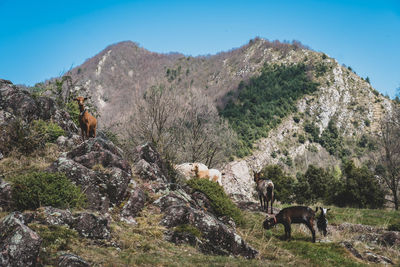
xmin=327 ymin=161 xmax=385 ymax=209
xmin=174 ymin=224 xmax=203 ymax=238
xmin=66 ymin=100 xmax=80 ymax=126
xmin=328 ymin=206 xmax=400 ymax=227
xmin=31 ymin=119 xmax=65 ymax=143
xmin=280 ymin=241 xmax=365 ymax=267
xmin=11 ymin=171 xmax=86 ymax=211
xmin=304 ymin=121 xmax=320 ymax=142
xmin=186 ymin=179 xmax=245 ymax=226
xmin=220 ymin=63 xmax=319 ymax=157
xmin=0 ymin=118 xmax=64 ymax=156
xmin=29 ymin=224 xmax=79 ymax=265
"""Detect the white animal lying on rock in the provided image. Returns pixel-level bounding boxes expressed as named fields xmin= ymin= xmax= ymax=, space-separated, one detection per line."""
xmin=175 ymin=162 xmax=222 ymax=186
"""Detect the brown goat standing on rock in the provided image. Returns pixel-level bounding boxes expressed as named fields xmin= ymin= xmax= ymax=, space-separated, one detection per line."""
xmin=254 ymin=172 xmax=274 ymax=214
xmin=75 ymin=97 xmax=97 ymax=141
xmin=263 ymin=206 xmax=316 ymax=243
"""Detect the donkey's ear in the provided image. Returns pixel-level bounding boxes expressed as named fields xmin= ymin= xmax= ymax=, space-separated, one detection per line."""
xmin=327 ymin=208 xmax=331 ymax=211
xmin=84 ymin=97 xmax=88 ymax=101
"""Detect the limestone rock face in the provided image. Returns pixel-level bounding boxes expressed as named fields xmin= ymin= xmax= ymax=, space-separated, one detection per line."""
xmin=0 ymin=213 xmax=42 ymax=267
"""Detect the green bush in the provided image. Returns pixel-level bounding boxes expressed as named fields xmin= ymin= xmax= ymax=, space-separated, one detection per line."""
xmin=294 ymin=165 xmax=332 ymax=204
xmin=304 ymin=121 xmax=320 ymax=142
xmin=0 ymin=119 xmax=64 ymax=155
xmin=66 ymin=101 xmax=80 ymax=126
xmin=29 ymin=223 xmax=78 ymax=265
xmin=31 ymin=119 xmax=65 ymax=143
xmin=11 ymin=172 xmax=86 ymax=210
xmin=186 ymin=179 xmax=244 ymax=226
xmin=327 ymin=161 xmax=385 ymax=209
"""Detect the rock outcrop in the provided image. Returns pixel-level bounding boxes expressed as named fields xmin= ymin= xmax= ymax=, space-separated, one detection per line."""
xmin=0 ymin=212 xmax=42 ymax=267
xmin=0 ymin=79 xmax=77 ymax=134
xmin=155 ymin=189 xmax=258 ymax=258
xmin=49 ymin=137 xmax=132 ymax=212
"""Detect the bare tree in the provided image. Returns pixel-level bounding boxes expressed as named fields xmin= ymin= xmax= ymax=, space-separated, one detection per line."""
xmin=376 ymin=105 xmax=400 ymax=210
xmin=123 ymin=85 xmax=237 ymax=167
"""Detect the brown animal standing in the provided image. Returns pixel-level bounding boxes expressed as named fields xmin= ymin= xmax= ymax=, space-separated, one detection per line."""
xmin=254 ymin=172 xmax=274 ymax=214
xmin=75 ymin=97 xmax=97 ymax=141
xmin=263 ymin=206 xmax=316 ymax=243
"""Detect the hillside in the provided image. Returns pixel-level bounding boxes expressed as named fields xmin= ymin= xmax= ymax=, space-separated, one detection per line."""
xmin=0 ymin=79 xmax=399 ymax=266
xmin=59 ymin=38 xmax=392 ymax=201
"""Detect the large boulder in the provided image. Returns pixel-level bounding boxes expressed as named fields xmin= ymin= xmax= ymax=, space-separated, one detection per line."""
xmin=155 ymin=190 xmax=258 ymax=258
xmin=0 ymin=212 xmax=42 ymax=266
xmin=222 ymin=160 xmax=257 ymax=202
xmin=49 ymin=138 xmax=132 ymax=212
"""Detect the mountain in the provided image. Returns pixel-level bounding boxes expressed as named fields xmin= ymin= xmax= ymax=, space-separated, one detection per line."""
xmin=65 ymin=38 xmax=392 ymax=200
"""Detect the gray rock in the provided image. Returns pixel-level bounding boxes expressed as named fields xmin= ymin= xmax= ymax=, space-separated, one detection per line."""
xmin=157 ymin=191 xmax=258 ymax=258
xmin=134 ymin=143 xmax=170 ymax=183
xmin=34 ymin=206 xmax=74 ymax=226
xmin=0 ymin=212 xmax=42 ymax=266
xmin=58 ymin=252 xmax=90 ymax=267
xmin=121 ymin=187 xmax=147 ymax=219
xmin=72 ymin=212 xmax=111 ymax=239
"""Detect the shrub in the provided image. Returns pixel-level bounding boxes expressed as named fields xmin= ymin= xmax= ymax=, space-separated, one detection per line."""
xmin=11 ymin=172 xmax=86 ymax=210
xmin=294 ymin=165 xmax=331 ymax=204
xmin=186 ymin=179 xmax=244 ymax=226
xmin=327 ymin=161 xmax=385 ymax=208
xmin=0 ymin=119 xmax=64 ymax=156
xmin=304 ymin=121 xmax=320 ymax=142
xmin=29 ymin=224 xmax=78 ymax=265
xmin=66 ymin=101 xmax=80 ymax=126
xmin=298 ymin=134 xmax=305 ymax=144
xmin=31 ymin=119 xmax=65 ymax=143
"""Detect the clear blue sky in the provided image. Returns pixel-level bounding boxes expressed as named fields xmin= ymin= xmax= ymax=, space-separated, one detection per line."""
xmin=0 ymin=0 xmax=399 ymax=97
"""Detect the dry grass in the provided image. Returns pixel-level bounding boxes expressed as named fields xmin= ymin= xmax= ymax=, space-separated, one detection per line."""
xmin=0 ymin=143 xmax=60 ymax=181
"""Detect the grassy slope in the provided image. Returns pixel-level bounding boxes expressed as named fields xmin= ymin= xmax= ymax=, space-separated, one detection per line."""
xmin=17 ymin=204 xmax=396 ymax=267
